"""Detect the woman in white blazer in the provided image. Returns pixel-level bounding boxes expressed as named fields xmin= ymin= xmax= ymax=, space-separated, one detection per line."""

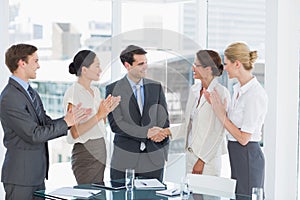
xmin=171 ymin=50 xmax=230 ymax=176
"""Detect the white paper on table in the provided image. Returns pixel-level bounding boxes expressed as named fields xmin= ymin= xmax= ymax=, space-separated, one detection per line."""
xmin=48 ymin=187 xmax=101 ymax=198
xmin=134 ymin=179 xmax=165 ymax=189
xmin=156 ymin=188 xmax=181 ymax=196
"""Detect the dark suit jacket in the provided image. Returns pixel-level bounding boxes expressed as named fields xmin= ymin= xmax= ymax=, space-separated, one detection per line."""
xmin=0 ymin=78 xmax=68 ymax=186
xmin=106 ymin=76 xmax=170 ymax=172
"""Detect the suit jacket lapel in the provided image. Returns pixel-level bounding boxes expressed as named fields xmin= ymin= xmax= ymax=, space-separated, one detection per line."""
xmin=198 ymin=78 xmax=218 ymax=109
xmin=198 ymin=95 xmax=207 ymax=108
xmin=9 ymin=78 xmax=42 ymax=123
xmin=9 ymin=78 xmax=31 ymax=103
xmin=142 ymin=79 xmax=151 ymax=117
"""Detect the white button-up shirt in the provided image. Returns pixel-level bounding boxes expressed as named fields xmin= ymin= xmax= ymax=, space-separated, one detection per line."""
xmin=227 ymin=77 xmax=268 ymax=142
xmin=63 ymin=82 xmax=106 ymax=144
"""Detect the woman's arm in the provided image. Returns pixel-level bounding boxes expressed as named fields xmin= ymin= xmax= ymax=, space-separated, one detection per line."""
xmin=219 ymin=116 xmax=251 ymax=145
xmin=210 ymin=89 xmax=251 ymax=146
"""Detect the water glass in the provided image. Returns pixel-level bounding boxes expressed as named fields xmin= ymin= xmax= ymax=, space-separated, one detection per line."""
xmin=125 ymin=169 xmax=135 ymax=190
xmin=252 ymin=187 xmax=263 ymax=200
xmin=125 ymin=190 xmax=134 ymax=200
xmin=180 ymin=177 xmax=191 ymax=199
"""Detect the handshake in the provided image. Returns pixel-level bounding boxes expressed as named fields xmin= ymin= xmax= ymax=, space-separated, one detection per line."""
xmin=147 ymin=126 xmax=171 ymax=143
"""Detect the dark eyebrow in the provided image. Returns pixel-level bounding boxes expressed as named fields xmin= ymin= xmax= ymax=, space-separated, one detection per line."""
xmin=137 ymin=61 xmax=147 ymax=66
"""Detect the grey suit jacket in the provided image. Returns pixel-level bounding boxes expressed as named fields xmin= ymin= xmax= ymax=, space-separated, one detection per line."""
xmin=0 ymin=78 xmax=68 ymax=186
xmin=106 ymin=76 xmax=170 ymax=172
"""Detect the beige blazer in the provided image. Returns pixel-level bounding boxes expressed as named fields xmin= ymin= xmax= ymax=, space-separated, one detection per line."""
xmin=171 ymin=78 xmax=230 ymax=163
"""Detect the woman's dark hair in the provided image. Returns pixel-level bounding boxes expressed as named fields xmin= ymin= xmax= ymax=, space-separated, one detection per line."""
xmin=69 ymin=50 xmax=96 ymax=76
xmin=196 ymin=50 xmax=224 ymax=76
xmin=5 ymin=44 xmax=38 ymax=73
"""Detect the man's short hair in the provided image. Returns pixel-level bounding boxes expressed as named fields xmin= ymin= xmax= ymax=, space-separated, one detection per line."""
xmin=5 ymin=44 xmax=37 ymax=73
xmin=120 ymin=45 xmax=147 ymax=65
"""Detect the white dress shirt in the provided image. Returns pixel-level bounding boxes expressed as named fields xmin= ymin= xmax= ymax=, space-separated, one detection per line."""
xmin=227 ymin=77 xmax=268 ymax=142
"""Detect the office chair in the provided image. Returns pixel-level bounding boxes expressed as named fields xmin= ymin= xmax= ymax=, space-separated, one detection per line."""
xmin=187 ymin=173 xmax=236 ymax=198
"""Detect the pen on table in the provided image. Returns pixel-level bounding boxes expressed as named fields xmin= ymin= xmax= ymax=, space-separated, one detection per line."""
xmin=171 ymin=189 xmax=178 ymax=194
xmin=89 ymin=191 xmax=102 ymax=197
xmin=141 ymin=181 xmax=147 ymax=186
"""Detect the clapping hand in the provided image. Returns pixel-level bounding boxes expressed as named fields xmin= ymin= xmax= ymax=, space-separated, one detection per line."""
xmin=210 ymin=88 xmax=227 ymax=122
xmin=64 ymin=102 xmax=92 ymax=127
xmin=96 ymin=94 xmax=121 ymax=121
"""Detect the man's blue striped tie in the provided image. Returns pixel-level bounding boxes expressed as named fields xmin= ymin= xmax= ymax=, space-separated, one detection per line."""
xmin=28 ymin=85 xmax=42 ymax=117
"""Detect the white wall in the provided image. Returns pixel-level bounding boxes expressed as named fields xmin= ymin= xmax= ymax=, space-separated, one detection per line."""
xmin=0 ymin=0 xmax=9 ymax=90
xmin=265 ymin=0 xmax=300 ymax=199
xmin=0 ymin=0 xmax=9 ymax=198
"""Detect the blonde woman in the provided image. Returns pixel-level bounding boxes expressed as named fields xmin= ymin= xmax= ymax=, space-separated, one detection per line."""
xmin=63 ymin=50 xmax=120 ymax=184
xmin=209 ymin=42 xmax=268 ymax=195
xmin=171 ymin=50 xmax=230 ymax=176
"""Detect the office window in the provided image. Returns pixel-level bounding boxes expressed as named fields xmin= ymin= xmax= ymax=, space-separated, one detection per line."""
xmin=5 ymin=0 xmax=220 ymax=171
xmin=8 ymin=0 xmax=112 ymax=164
xmin=8 ymin=0 xmax=199 ymax=165
xmin=7 ymin=0 xmax=269 ymax=184
xmin=207 ymin=0 xmax=266 ymax=140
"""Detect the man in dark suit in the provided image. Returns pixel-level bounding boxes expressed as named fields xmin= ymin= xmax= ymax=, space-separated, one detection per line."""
xmin=0 ymin=44 xmax=91 ymax=200
xmin=106 ymin=45 xmax=171 ymax=182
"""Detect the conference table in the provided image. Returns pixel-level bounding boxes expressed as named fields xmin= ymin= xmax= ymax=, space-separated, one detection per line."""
xmin=34 ymin=180 xmax=251 ymax=200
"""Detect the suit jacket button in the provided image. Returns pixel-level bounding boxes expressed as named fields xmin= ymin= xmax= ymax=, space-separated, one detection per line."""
xmin=187 ymin=147 xmax=193 ymax=153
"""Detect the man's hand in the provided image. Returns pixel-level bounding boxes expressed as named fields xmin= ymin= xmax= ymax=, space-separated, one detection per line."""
xmin=147 ymin=127 xmax=170 ymax=142
xmin=64 ymin=103 xmax=92 ymax=127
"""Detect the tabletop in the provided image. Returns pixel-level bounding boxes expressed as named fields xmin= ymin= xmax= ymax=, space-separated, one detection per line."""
xmin=34 ymin=181 xmax=251 ymax=200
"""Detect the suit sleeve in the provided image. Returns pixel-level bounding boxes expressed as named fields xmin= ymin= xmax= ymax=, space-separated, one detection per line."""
xmin=0 ymin=93 xmax=68 ymax=144
xmin=155 ymin=84 xmax=170 ymax=145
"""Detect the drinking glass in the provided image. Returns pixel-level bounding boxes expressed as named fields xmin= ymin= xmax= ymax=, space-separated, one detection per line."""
xmin=180 ymin=176 xmax=191 ymax=199
xmin=252 ymin=187 xmax=263 ymax=200
xmin=125 ymin=169 xmax=135 ymax=190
